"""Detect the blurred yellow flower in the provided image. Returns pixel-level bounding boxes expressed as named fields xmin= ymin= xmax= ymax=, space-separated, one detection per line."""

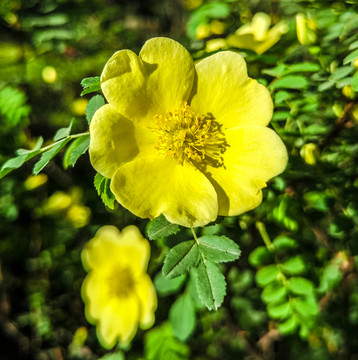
xmin=296 ymin=13 xmax=317 ymax=45
xmin=42 ymin=66 xmax=58 ymax=83
xmin=24 ymin=174 xmax=48 ymax=190
xmin=227 ymin=13 xmax=287 ymax=54
xmin=89 ymin=37 xmax=288 ymax=227
xmin=300 ymin=143 xmax=320 ymax=165
xmin=81 ymin=226 xmax=157 ymax=348
xmin=41 ymin=187 xmax=91 ymax=228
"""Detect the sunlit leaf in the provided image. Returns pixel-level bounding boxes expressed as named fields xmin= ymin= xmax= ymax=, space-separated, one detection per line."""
xmin=197 ymin=235 xmax=241 ymax=263
xmin=163 ymin=241 xmax=199 ymax=279
xmin=256 ymin=264 xmax=280 ymax=287
xmin=146 ymin=214 xmax=180 ymax=240
xmin=33 ymin=138 xmax=71 ymax=175
xmin=192 ymin=258 xmax=226 ymax=311
xmin=169 ymin=292 xmax=196 ymax=341
xmin=85 ymin=95 xmax=105 ymax=124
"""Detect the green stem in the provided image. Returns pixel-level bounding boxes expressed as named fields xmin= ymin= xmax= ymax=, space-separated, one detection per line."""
xmin=40 ymin=132 xmax=90 ymax=152
xmin=191 ymin=227 xmax=199 ymax=244
xmin=256 ymin=221 xmax=274 ymax=252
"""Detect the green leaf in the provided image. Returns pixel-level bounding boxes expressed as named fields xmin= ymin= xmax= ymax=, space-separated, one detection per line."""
xmin=16 ymin=137 xmax=44 ymax=155
xmin=343 ymin=49 xmax=358 ymax=65
xmin=283 ymin=62 xmax=320 ymax=75
xmin=274 ymin=91 xmax=292 ymax=105
xmin=146 ymin=214 xmax=180 ymax=240
xmin=267 ymin=301 xmax=292 ymax=320
xmin=80 ymin=76 xmax=101 ymax=96
xmin=145 ymin=323 xmax=189 ymax=360
xmin=261 ymin=282 xmax=287 ymax=304
xmin=273 ymin=236 xmax=298 ymax=251
xmin=349 ymin=40 xmax=358 ymax=50
xmin=280 ymin=256 xmax=306 ymax=275
xmin=85 ymin=95 xmax=105 ymax=124
xmin=317 ymin=264 xmax=342 ymax=294
xmin=162 ymin=240 xmax=199 ymax=279
xmin=352 ymin=71 xmax=358 ymax=92
xmin=270 ymin=75 xmax=308 ymax=90
xmin=293 ymin=296 xmax=319 ymax=317
xmin=318 ymin=80 xmax=335 ymax=92
xmin=197 ymin=235 xmax=241 ymax=263
xmin=93 ymin=173 xmax=116 ymax=210
xmin=98 ymin=352 xmax=125 ymax=360
xmin=0 ymin=137 xmax=44 ymax=179
xmin=278 ymin=316 xmax=299 ymax=335
xmin=249 ymin=246 xmax=271 ymax=267
xmin=33 ymin=138 xmax=71 ymax=175
xmin=192 ymin=258 xmax=226 ymax=311
xmin=53 ymin=118 xmax=74 ymax=141
xmin=287 ymin=277 xmax=315 ymax=296
xmin=169 ymin=292 xmax=196 ymax=341
xmin=262 ymin=64 xmax=286 ymax=77
xmin=63 ymin=135 xmax=90 ymax=169
xmin=154 ymin=272 xmax=186 ymax=296
xmin=330 ymin=66 xmax=354 ymax=80
xmin=256 ymin=264 xmax=280 ymax=287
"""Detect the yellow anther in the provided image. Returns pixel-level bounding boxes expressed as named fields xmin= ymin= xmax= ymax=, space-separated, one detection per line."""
xmin=153 ymin=102 xmax=227 ymax=167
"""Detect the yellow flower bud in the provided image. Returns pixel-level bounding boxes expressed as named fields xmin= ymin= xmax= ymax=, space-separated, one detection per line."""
xmin=42 ymin=66 xmax=58 ymax=84
xmin=72 ymin=98 xmax=88 ymax=116
xmin=24 ymin=174 xmax=48 ymax=191
xmin=300 ymin=143 xmax=320 ymax=165
xmin=195 ymin=23 xmax=211 ymax=40
xmin=66 ymin=204 xmax=91 ymax=228
xmin=296 ymin=13 xmax=317 ymax=45
xmin=342 ymin=85 xmax=355 ymax=99
xmin=210 ymin=20 xmax=225 ymax=35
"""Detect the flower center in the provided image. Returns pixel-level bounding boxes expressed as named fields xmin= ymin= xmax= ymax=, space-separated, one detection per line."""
xmin=107 ymin=265 xmax=135 ymax=299
xmin=153 ymin=102 xmax=227 ymax=168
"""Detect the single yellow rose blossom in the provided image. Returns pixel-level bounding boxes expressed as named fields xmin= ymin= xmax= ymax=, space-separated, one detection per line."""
xmin=81 ymin=225 xmax=157 ymax=348
xmin=227 ymin=13 xmax=288 ymax=55
xmin=89 ymin=37 xmax=288 ymax=228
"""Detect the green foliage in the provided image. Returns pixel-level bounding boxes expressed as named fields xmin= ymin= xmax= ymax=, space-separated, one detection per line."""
xmin=162 ymin=240 xmax=199 ymax=279
xmin=0 ymin=85 xmax=30 ymax=130
xmin=0 ymin=137 xmax=43 ymax=179
xmin=169 ymin=292 xmax=196 ymax=341
xmin=146 ymin=214 xmax=180 ymax=240
xmin=33 ymin=138 xmax=71 ymax=175
xmin=192 ymin=258 xmax=226 ymax=311
xmin=85 ymin=94 xmax=105 ymax=124
xmin=81 ymin=76 xmax=101 ymax=96
xmin=93 ymin=173 xmax=116 ymax=210
xmin=197 ymin=235 xmax=241 ymax=263
xmin=145 ymin=323 xmax=189 ymax=360
xmin=63 ymin=134 xmax=90 ymax=169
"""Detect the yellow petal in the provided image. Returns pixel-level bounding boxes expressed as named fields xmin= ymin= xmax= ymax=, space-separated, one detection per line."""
xmin=110 ymin=156 xmax=218 ymax=228
xmin=249 ymin=13 xmax=271 ymax=41
xmin=117 ymin=225 xmax=150 ymax=273
xmin=81 ymin=226 xmax=123 ymax=271
xmin=135 ymin=274 xmax=157 ymax=329
xmin=101 ymin=38 xmax=194 ymax=123
xmin=206 ymin=125 xmax=288 ymax=216
xmin=96 ymin=295 xmax=140 ymax=348
xmin=190 ymin=51 xmax=273 ymax=128
xmin=89 ymin=104 xmax=139 ymax=178
xmin=82 ymin=270 xmax=116 ymax=326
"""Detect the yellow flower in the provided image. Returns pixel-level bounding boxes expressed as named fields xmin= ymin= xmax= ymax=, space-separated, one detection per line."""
xmin=227 ymin=13 xmax=287 ymax=55
xmin=81 ymin=225 xmax=157 ymax=348
xmin=296 ymin=13 xmax=317 ymax=45
xmin=89 ymin=37 xmax=288 ymax=228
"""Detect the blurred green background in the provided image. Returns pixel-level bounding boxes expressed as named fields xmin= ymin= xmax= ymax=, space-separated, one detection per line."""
xmin=1 ymin=0 xmax=358 ymax=359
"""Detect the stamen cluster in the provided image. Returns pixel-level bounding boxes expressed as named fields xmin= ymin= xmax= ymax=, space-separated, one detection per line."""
xmin=154 ymin=102 xmax=226 ymax=167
